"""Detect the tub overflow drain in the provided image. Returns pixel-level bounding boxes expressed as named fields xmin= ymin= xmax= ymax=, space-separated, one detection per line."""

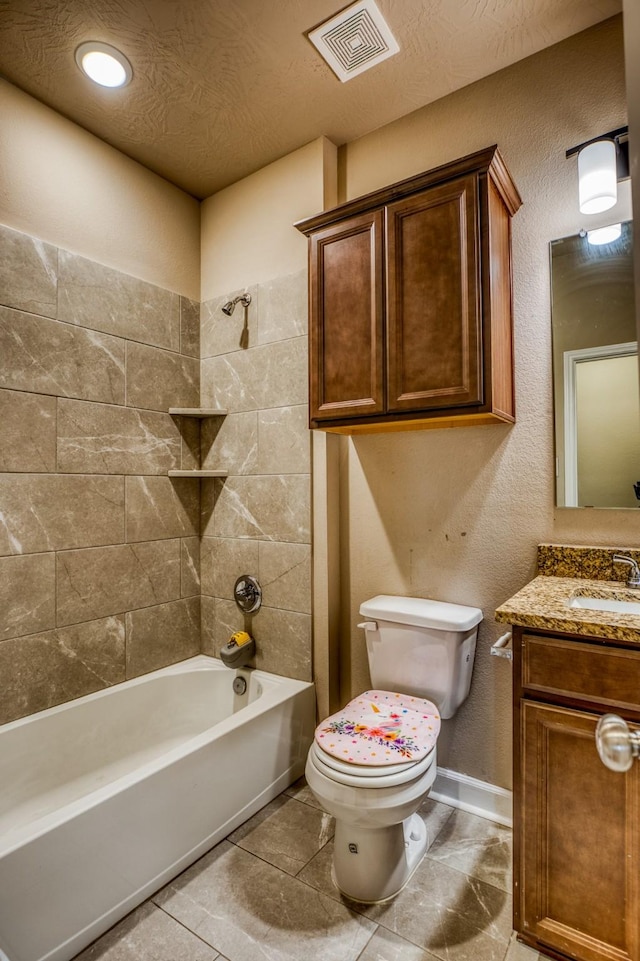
xmin=233 ymin=676 xmax=247 ymax=696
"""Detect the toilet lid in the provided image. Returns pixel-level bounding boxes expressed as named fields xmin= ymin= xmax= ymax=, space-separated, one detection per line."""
xmin=314 ymin=690 xmax=440 ymax=767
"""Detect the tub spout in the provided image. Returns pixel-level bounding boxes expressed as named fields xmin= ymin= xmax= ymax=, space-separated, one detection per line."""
xmin=220 ymin=631 xmax=256 ymax=669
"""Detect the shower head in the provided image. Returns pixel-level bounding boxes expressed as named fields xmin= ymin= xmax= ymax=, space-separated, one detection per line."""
xmin=221 ymin=293 xmax=251 ymax=316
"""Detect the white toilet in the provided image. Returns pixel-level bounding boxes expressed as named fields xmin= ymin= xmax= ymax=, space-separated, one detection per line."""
xmin=305 ymin=594 xmax=482 ymax=903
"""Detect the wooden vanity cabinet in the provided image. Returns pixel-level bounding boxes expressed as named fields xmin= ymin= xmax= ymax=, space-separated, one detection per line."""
xmin=513 ymin=626 xmax=640 ymax=961
xmin=296 ymin=145 xmax=522 ymax=433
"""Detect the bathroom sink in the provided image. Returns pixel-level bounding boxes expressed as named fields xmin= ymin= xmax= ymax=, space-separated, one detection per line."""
xmin=568 ymin=594 xmax=640 ymax=616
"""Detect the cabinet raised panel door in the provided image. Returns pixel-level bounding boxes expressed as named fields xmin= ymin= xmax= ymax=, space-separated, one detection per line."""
xmin=309 ymin=209 xmax=384 ymax=421
xmin=520 ymin=700 xmax=640 ymax=961
xmin=386 ymin=175 xmax=482 ymax=411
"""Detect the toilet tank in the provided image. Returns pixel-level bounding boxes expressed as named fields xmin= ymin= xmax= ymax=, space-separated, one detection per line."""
xmin=358 ymin=595 xmax=483 ymax=719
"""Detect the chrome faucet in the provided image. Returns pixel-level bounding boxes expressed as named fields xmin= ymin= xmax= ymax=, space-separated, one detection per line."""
xmin=613 ymin=553 xmax=640 ymax=588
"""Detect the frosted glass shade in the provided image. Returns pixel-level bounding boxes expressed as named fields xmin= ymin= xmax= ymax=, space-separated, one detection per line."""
xmin=587 ymin=223 xmax=622 ymax=246
xmin=578 ymin=139 xmax=617 ymax=214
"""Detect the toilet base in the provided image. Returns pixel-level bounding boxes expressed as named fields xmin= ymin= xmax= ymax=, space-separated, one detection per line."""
xmin=332 ymin=812 xmax=428 ymax=904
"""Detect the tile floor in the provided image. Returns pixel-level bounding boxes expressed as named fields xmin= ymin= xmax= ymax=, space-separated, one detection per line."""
xmin=74 ymin=779 xmax=544 ymax=961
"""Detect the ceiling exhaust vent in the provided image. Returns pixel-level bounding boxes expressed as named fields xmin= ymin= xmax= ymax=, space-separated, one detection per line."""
xmin=308 ymin=0 xmax=399 ymax=83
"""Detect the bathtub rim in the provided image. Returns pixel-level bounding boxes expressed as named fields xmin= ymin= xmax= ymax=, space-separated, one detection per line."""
xmin=0 ymin=655 xmax=314 ymax=859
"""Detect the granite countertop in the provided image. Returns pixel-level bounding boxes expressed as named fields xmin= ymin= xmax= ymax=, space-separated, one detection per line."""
xmin=495 ymin=574 xmax=640 ymax=644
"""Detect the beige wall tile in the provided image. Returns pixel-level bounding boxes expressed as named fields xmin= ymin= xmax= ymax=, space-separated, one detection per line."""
xmin=0 ymin=552 xmax=55 ymax=640
xmin=126 ymin=596 xmax=200 ymax=677
xmin=201 ymin=412 xmax=258 ymax=474
xmin=126 ymin=342 xmax=199 ymax=412
xmin=56 ymin=539 xmax=181 ymax=626
xmin=201 ymin=286 xmax=258 ymax=359
xmin=57 ymin=399 xmax=181 ymax=474
xmin=257 ymin=406 xmax=310 ymax=474
xmin=0 ymin=473 xmax=124 ymax=556
xmin=201 ymin=336 xmax=307 ymax=412
xmin=258 ymin=541 xmax=311 ymax=614
xmin=0 ymin=306 xmax=126 ymax=404
xmin=125 ymin=476 xmax=199 ymax=542
xmin=180 ymin=297 xmax=200 ymax=358
xmin=0 ymin=389 xmax=56 ymax=472
xmin=210 ymin=475 xmax=310 ymax=543
xmin=177 ymin=414 xmax=201 ymax=470
xmin=199 ymin=478 xmax=219 ymax=535
xmin=201 ymin=596 xmax=244 ymax=657
xmin=58 ymin=250 xmax=180 ymax=350
xmin=0 ymin=616 xmax=125 ymax=724
xmin=181 ymin=536 xmax=200 ymax=597
xmin=257 ymin=270 xmax=307 ymax=345
xmin=252 ymin=607 xmax=312 ymax=680
xmin=0 ymin=224 xmax=57 ymax=318
xmin=200 ymin=594 xmax=216 ymax=655
xmin=201 ymin=536 xmax=260 ymax=598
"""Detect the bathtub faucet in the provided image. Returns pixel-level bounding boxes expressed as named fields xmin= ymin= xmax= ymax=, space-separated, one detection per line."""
xmin=220 ymin=631 xmax=256 ymax=669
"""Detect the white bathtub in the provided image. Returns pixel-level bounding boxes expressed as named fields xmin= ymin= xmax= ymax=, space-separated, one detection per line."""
xmin=0 ymin=655 xmax=315 ymax=961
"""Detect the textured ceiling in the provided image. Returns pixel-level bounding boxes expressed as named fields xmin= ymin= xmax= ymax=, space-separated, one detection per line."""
xmin=0 ymin=0 xmax=622 ymax=198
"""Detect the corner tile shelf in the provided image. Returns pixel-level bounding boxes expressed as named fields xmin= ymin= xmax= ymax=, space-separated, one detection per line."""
xmin=168 ymin=408 xmax=229 ymax=417
xmin=168 ymin=469 xmax=228 ymax=477
xmin=168 ymin=407 xmax=229 ymax=477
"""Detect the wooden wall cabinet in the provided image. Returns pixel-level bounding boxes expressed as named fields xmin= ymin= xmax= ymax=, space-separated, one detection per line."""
xmin=296 ymin=146 xmax=522 ymax=433
xmin=513 ymin=626 xmax=640 ymax=961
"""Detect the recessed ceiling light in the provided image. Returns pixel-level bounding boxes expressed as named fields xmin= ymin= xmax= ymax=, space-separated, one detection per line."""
xmin=75 ymin=41 xmax=133 ymax=88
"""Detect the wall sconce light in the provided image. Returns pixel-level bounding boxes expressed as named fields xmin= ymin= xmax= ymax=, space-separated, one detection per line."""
xmin=566 ymin=126 xmax=629 ymax=215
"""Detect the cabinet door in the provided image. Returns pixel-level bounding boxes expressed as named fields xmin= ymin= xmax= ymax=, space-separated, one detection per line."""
xmin=520 ymin=701 xmax=640 ymax=961
xmin=386 ymin=175 xmax=482 ymax=412
xmin=308 ymin=210 xmax=384 ymax=423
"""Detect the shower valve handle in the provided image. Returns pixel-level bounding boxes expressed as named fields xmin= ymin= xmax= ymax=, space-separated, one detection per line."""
xmin=234 ymin=574 xmax=262 ymax=613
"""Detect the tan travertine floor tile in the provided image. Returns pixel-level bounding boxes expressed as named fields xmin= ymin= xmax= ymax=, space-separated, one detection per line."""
xmin=283 ymin=775 xmax=325 ymax=810
xmin=73 ymin=901 xmax=220 ymax=961
xmin=426 ymin=809 xmax=512 ymax=892
xmin=228 ymin=794 xmax=334 ymax=875
xmin=503 ymin=935 xmax=543 ymax=961
xmin=363 ymin=857 xmax=512 ymax=961
xmin=357 ymin=927 xmax=443 ymax=961
xmin=154 ymin=839 xmax=376 ymax=961
xmin=300 ymin=843 xmax=511 ymax=961
xmin=295 ymin=835 xmax=336 ymax=896
xmin=417 ymin=797 xmax=456 ymax=842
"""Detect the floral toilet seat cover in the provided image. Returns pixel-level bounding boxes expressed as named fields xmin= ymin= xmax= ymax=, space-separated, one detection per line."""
xmin=315 ymin=690 xmax=441 ymax=766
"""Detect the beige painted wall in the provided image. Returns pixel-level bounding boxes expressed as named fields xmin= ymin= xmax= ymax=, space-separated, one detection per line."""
xmin=0 ymin=78 xmax=200 ymax=298
xmin=200 ymin=137 xmax=336 ymax=300
xmin=335 ymin=16 xmax=638 ymax=790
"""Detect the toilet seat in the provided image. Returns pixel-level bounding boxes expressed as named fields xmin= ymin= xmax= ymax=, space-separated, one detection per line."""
xmin=309 ymin=739 xmax=436 ymax=789
xmin=314 ymin=689 xmax=440 ymax=768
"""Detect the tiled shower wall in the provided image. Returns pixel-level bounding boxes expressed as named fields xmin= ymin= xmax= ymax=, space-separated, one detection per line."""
xmin=199 ymin=272 xmax=312 ymax=681
xmin=0 ymin=223 xmax=202 ymax=724
xmin=0 ymin=224 xmax=313 ymax=724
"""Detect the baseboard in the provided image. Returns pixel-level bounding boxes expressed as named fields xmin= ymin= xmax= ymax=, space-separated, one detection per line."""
xmin=430 ymin=766 xmax=512 ymax=827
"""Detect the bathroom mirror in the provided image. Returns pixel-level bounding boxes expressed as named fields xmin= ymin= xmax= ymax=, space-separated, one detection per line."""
xmin=551 ymin=221 xmax=640 ymax=508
